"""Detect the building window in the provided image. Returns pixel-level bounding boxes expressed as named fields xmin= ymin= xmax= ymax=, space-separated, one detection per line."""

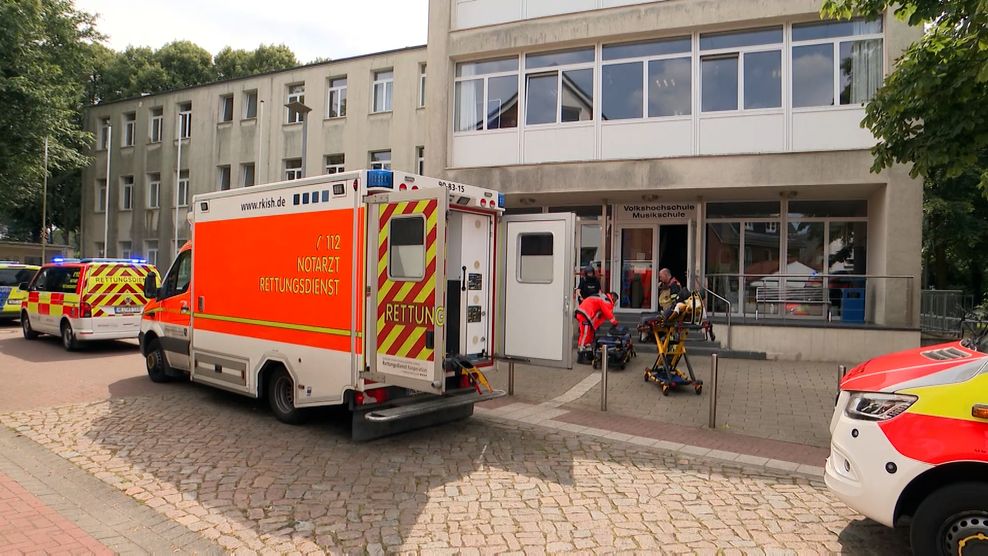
xmin=416 ymin=146 xmax=424 ymax=175
xmin=219 ymin=94 xmax=234 ymax=122
xmin=518 ymin=233 xmax=554 ymax=283
xmin=98 ymin=117 xmax=110 ymax=150
xmin=122 ymin=112 xmax=136 ymax=147
xmin=145 ymin=240 xmax=158 ymax=266
xmin=178 ymin=102 xmax=192 ymax=139
xmin=149 ymin=107 xmax=163 ymax=143
xmin=147 ymin=173 xmax=160 ymax=209
xmin=327 ymin=77 xmax=347 ymax=118
xmin=119 ymin=241 xmax=132 ymax=260
xmin=372 ymin=70 xmax=394 ymax=113
xmin=370 ymin=150 xmax=391 ymax=170
xmin=218 ymin=165 xmax=231 ymax=190
xmin=601 ymin=36 xmax=692 ymax=120
xmin=120 ymin=176 xmax=134 ymax=210
xmin=791 ymin=18 xmax=883 ymax=108
xmin=286 ymin=84 xmax=305 ymax=123
xmin=454 ymin=57 xmax=519 ymax=132
xmin=285 ymin=158 xmax=302 ymax=181
xmin=177 ymin=170 xmax=189 ymax=207
xmin=95 ymin=179 xmax=107 ymax=212
xmin=325 ymin=154 xmax=344 ymax=175
xmin=418 ymin=64 xmax=427 ymax=107
xmin=241 ymin=163 xmax=255 ymax=187
xmin=700 ymin=27 xmax=783 ymax=112
xmin=243 ymin=90 xmax=258 ymax=119
xmin=525 ymin=47 xmax=595 ymax=125
xmin=95 ymin=242 xmax=105 ymax=258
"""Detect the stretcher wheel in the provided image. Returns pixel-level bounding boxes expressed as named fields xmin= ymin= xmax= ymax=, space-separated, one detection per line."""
xmin=643 ymin=370 xmax=650 ymax=382
xmin=694 ymin=384 xmax=703 ymax=395
xmin=660 ymin=384 xmax=670 ymax=396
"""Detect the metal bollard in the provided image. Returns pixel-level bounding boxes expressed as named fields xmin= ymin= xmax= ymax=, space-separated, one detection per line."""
xmin=600 ymin=345 xmax=608 ymax=412
xmin=837 ymin=364 xmax=847 ymax=388
xmin=508 ymin=360 xmax=515 ymax=396
xmin=708 ymin=353 xmax=719 ymax=429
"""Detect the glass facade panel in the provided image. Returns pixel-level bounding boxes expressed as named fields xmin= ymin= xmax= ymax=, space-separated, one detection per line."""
xmin=701 ymin=56 xmax=738 ymax=112
xmin=454 ymin=79 xmax=484 ymax=131
xmin=456 ymin=57 xmax=518 ymax=77
xmin=828 ymin=222 xmax=868 ymax=274
xmin=787 ymin=222 xmax=825 ymax=273
xmin=602 ymin=36 xmax=691 ymax=61
xmin=700 ymin=27 xmax=783 ymax=50
xmin=648 ymin=58 xmax=692 ymax=117
xmin=707 ymin=201 xmax=781 ymax=219
xmin=789 ymin=200 xmax=867 ymax=218
xmin=792 ymin=18 xmax=882 ymax=42
xmin=526 ymin=48 xmax=594 ymax=69
xmin=561 ymin=69 xmax=594 ymax=122
xmin=793 ymin=44 xmax=835 ymax=108
xmin=743 ymin=223 xmax=780 ymax=314
xmin=487 ymin=75 xmax=519 ymax=129
xmin=840 ymin=39 xmax=883 ymax=105
xmin=602 ymin=62 xmax=643 ymax=120
xmin=620 ymin=228 xmax=653 ymax=309
xmin=706 ymin=223 xmax=741 ymax=312
xmin=743 ymin=50 xmax=782 ymax=109
xmin=526 ymin=73 xmax=558 ymax=125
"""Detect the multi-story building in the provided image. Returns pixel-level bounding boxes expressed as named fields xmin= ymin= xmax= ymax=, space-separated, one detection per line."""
xmin=82 ymin=0 xmax=923 ymax=360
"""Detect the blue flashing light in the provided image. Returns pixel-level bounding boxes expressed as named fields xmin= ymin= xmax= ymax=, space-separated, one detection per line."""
xmin=498 ymin=193 xmax=505 ymax=209
xmin=131 ymin=258 xmax=148 ymax=264
xmin=366 ymin=170 xmax=394 ymax=188
xmin=53 ymin=257 xmax=65 ymax=263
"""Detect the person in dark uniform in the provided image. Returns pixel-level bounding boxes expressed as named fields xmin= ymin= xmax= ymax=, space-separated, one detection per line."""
xmin=575 ymin=265 xmax=601 ymax=302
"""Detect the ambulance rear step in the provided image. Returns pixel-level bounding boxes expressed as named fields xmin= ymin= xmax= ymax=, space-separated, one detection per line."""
xmin=362 ymin=389 xmax=506 ymax=422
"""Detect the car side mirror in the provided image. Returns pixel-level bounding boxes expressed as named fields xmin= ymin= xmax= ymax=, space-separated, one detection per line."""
xmin=18 ymin=282 xmax=28 ymax=291
xmin=143 ymin=274 xmax=159 ymax=299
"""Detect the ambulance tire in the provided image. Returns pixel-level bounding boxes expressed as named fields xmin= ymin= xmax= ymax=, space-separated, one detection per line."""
xmin=145 ymin=339 xmax=171 ymax=383
xmin=268 ymin=369 xmax=307 ymax=425
xmin=60 ymin=321 xmax=78 ymax=351
xmin=21 ymin=313 xmax=39 ymax=340
xmin=910 ymin=482 xmax=988 ymax=555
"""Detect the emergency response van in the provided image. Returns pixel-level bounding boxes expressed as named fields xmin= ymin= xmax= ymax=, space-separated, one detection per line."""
xmin=140 ymin=170 xmax=577 ymax=439
xmin=0 ymin=261 xmax=39 ymax=320
xmin=20 ymin=258 xmax=159 ymax=350
xmin=827 ymin=335 xmax=988 ymax=553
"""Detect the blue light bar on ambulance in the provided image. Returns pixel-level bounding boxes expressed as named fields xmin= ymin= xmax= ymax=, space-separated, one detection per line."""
xmin=498 ymin=193 xmax=505 ymax=209
xmin=366 ymin=170 xmax=393 ymax=188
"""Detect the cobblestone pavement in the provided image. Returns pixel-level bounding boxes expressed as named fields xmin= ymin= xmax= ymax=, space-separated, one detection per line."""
xmin=487 ymin=356 xmax=838 ymax=448
xmin=0 ymin=382 xmax=910 ymax=554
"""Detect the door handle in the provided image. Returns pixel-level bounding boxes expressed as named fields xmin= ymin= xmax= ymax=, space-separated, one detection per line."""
xmin=180 ymin=301 xmax=190 ymax=314
xmin=973 ymin=404 xmax=988 ymax=420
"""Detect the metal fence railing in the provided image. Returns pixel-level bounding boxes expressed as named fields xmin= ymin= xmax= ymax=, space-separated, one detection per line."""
xmin=920 ymin=290 xmax=974 ymax=337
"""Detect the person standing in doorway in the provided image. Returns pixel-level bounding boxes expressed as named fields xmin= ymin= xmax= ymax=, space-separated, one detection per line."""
xmin=575 ymin=265 xmax=601 ymax=302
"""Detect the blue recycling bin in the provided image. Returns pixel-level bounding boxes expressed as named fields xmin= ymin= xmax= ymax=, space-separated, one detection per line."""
xmin=841 ymin=288 xmax=865 ymax=323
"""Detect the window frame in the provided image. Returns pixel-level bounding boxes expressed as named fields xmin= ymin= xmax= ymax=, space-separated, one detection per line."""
xmin=149 ymin=108 xmax=163 ymax=143
xmin=326 ymin=77 xmax=347 ymax=119
xmin=387 ymin=214 xmax=427 ymax=282
xmin=95 ymin=179 xmax=107 ymax=213
xmin=369 ymin=150 xmax=392 ymax=171
xmin=217 ymin=165 xmax=231 ymax=191
xmin=453 ymin=56 xmax=520 ymax=134
xmin=122 ymin=112 xmax=136 ymax=147
xmin=325 ymin=154 xmax=345 ymax=175
xmin=600 ymin=36 xmax=693 ymax=123
xmin=416 ymin=146 xmax=425 ymax=175
xmin=243 ymin=90 xmax=258 ymax=120
xmin=147 ymin=174 xmax=161 ymax=209
xmin=284 ymin=158 xmax=303 ymax=181
xmin=698 ymin=26 xmax=784 ymax=115
xmin=286 ymin=84 xmax=305 ymax=124
xmin=418 ymin=64 xmax=427 ymax=107
xmin=119 ymin=241 xmax=132 ymax=260
xmin=241 ymin=163 xmax=255 ymax=187
xmin=524 ymin=47 xmax=596 ymax=127
xmin=372 ymin=69 xmax=394 ymax=113
xmin=178 ymin=102 xmax=192 ymax=139
xmin=177 ymin=170 xmax=189 ymax=207
xmin=517 ymin=232 xmax=555 ymax=284
xmin=789 ymin=19 xmax=885 ymax=112
xmin=218 ymin=94 xmax=234 ymax=123
xmin=97 ymin=118 xmax=111 ymax=150
xmin=145 ymin=240 xmax=158 ymax=266
xmin=120 ymin=175 xmax=134 ymax=211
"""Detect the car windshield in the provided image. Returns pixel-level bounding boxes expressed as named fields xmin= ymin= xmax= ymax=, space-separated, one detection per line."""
xmin=0 ymin=268 xmax=34 ymax=287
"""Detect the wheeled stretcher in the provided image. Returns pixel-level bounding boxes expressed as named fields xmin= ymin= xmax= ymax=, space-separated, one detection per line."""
xmin=638 ymin=292 xmax=707 ymax=396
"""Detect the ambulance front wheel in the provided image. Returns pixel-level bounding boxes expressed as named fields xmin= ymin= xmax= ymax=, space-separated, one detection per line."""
xmin=268 ymin=369 xmax=307 ymax=425
xmin=145 ymin=339 xmax=171 ymax=383
xmin=910 ymin=482 xmax=988 ymax=555
xmin=21 ymin=312 xmax=38 ymax=340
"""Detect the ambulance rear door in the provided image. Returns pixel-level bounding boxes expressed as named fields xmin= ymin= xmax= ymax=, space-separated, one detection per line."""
xmin=500 ymin=213 xmax=576 ymax=368
xmin=365 ymin=188 xmax=448 ymax=394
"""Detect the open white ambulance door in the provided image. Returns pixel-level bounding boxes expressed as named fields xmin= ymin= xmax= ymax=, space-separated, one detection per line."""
xmin=500 ymin=213 xmax=576 ymax=369
xmin=365 ymin=188 xmax=448 ymax=394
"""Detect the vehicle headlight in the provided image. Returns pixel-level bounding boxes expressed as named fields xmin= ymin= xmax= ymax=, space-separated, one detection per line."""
xmin=845 ymin=392 xmax=917 ymax=421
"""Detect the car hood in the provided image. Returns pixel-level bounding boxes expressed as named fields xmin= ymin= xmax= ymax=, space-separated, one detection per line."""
xmin=840 ymin=340 xmax=988 ymax=393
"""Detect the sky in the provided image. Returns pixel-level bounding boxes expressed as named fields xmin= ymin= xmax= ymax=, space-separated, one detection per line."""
xmin=74 ymin=0 xmax=430 ymax=63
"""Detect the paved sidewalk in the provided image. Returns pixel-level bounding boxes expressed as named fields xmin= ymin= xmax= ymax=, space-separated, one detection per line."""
xmin=487 ymin=355 xmax=841 ymax=448
xmin=0 ymin=425 xmax=221 ymax=554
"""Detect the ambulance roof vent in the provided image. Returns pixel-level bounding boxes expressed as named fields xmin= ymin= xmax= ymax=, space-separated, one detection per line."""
xmin=921 ymin=347 xmax=971 ymax=361
xmin=366 ymin=170 xmax=393 ymax=188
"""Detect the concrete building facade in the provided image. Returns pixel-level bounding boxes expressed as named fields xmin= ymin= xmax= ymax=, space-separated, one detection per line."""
xmin=82 ymin=0 xmax=924 ymax=360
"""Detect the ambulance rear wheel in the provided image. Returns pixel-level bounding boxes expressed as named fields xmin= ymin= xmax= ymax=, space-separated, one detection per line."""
xmin=60 ymin=321 xmax=78 ymax=351
xmin=911 ymin=482 xmax=988 ymax=556
xmin=21 ymin=313 xmax=39 ymax=340
xmin=268 ymin=369 xmax=307 ymax=425
xmin=145 ymin=339 xmax=171 ymax=383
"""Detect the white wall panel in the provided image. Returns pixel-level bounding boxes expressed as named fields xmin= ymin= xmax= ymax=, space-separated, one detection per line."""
xmin=523 ymin=126 xmax=595 ymax=164
xmin=454 ymin=0 xmax=523 ymax=29
xmin=600 ymin=119 xmax=692 ymax=160
xmin=452 ymin=132 xmax=520 ymax=167
xmin=792 ymin=109 xmax=875 ymax=152
xmin=526 ymin=0 xmax=596 ymax=19
xmin=698 ymin=113 xmax=786 ymax=155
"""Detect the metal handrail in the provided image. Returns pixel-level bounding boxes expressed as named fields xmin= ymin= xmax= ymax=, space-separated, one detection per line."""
xmin=701 ymin=287 xmax=732 ymax=350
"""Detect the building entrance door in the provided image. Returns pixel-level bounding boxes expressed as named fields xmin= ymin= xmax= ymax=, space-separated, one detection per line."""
xmin=618 ymin=227 xmax=654 ymax=311
xmin=658 ymin=224 xmax=689 ymax=288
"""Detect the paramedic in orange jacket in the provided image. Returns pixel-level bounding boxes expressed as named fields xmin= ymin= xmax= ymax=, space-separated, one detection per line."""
xmin=575 ymin=292 xmax=619 ymax=364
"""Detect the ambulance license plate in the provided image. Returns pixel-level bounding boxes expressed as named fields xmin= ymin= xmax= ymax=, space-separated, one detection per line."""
xmin=115 ymin=305 xmax=141 ymax=315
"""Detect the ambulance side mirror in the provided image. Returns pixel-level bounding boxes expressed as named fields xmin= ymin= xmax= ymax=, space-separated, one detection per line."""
xmin=18 ymin=282 xmax=28 ymax=291
xmin=143 ymin=274 xmax=159 ymax=299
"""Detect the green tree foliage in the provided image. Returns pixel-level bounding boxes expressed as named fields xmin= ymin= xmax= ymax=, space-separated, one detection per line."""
xmin=823 ymin=0 xmax=988 ymax=295
xmin=215 ymin=44 xmax=298 ymax=80
xmin=0 ymin=0 xmax=101 ymax=243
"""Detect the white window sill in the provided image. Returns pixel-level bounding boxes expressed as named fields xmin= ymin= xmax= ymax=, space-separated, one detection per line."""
xmin=370 ymin=110 xmax=393 ymax=116
xmin=697 ymin=108 xmax=784 ymax=119
xmin=323 ymin=116 xmax=346 ymax=122
xmin=240 ymin=117 xmax=257 ymax=123
xmin=600 ymin=115 xmax=692 ymax=126
xmin=791 ymin=104 xmax=868 ymax=114
xmin=217 ymin=120 xmax=234 ymax=127
xmin=284 ymin=121 xmax=303 ymax=127
xmin=452 ymin=127 xmax=520 ymax=137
